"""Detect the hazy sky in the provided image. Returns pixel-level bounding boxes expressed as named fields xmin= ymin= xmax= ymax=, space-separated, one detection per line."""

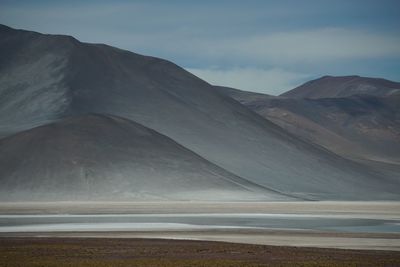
xmin=1 ymin=0 xmax=399 ymax=94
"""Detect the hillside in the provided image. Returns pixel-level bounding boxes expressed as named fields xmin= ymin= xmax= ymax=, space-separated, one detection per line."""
xmin=1 ymin=24 xmax=399 ymax=200
xmin=217 ymin=86 xmax=400 ymax=165
xmin=0 ymin=114 xmax=284 ymax=201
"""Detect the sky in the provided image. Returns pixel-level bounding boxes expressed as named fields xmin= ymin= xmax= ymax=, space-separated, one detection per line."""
xmin=1 ymin=0 xmax=399 ymax=95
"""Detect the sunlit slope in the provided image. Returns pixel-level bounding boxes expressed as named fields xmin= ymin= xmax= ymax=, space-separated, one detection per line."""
xmin=0 ymin=114 xmax=285 ymax=201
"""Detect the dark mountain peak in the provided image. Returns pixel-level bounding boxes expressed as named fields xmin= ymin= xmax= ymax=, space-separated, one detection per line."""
xmin=321 ymin=75 xmax=360 ymax=79
xmin=281 ymin=75 xmax=400 ymax=99
xmin=0 ymin=24 xmax=14 ymax=32
xmin=0 ymin=24 xmax=40 ymax=39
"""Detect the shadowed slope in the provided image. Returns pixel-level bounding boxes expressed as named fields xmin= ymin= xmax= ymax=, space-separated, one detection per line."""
xmin=0 ymin=114 xmax=284 ymax=201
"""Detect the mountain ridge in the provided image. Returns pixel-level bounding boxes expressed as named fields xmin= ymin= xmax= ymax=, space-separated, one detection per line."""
xmin=1 ymin=24 xmax=399 ymax=200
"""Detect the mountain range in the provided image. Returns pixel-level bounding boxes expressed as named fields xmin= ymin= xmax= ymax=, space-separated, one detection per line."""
xmin=216 ymin=78 xmax=400 ymax=194
xmin=1 ymin=24 xmax=399 ymax=201
xmin=217 ymin=77 xmax=400 ymax=165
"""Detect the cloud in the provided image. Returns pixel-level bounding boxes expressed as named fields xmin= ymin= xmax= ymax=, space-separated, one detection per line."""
xmin=224 ymin=28 xmax=400 ymax=64
xmin=2 ymin=2 xmax=399 ymax=66
xmin=187 ymin=68 xmax=310 ymax=95
xmin=1 ymin=1 xmax=399 ymax=84
xmin=176 ymin=28 xmax=400 ymax=69
xmin=83 ymin=28 xmax=400 ymax=71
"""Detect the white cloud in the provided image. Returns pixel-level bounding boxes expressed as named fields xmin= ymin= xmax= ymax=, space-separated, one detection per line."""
xmin=226 ymin=28 xmax=400 ymax=63
xmin=2 ymin=2 xmax=399 ymax=66
xmin=186 ymin=68 xmax=310 ymax=95
xmin=92 ymin=28 xmax=400 ymax=71
xmin=2 ymin=2 xmax=399 ymax=85
xmin=176 ymin=28 xmax=400 ymax=67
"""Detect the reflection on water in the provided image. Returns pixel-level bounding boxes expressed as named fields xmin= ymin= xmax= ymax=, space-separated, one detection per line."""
xmin=0 ymin=214 xmax=399 ymax=233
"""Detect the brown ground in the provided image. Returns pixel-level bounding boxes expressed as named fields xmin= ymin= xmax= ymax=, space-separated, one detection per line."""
xmin=1 ymin=237 xmax=400 ymax=267
xmin=2 ymin=230 xmax=400 ymax=251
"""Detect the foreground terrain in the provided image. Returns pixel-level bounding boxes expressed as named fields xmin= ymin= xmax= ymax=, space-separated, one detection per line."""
xmin=1 ymin=238 xmax=400 ymax=267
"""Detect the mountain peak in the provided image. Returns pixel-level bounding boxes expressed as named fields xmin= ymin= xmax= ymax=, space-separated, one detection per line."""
xmin=0 ymin=24 xmax=13 ymax=32
xmin=281 ymin=75 xmax=400 ymax=99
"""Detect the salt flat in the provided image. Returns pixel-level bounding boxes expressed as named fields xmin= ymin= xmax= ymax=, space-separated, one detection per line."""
xmin=1 ymin=201 xmax=399 ymax=217
xmin=0 ymin=201 xmax=399 ymax=251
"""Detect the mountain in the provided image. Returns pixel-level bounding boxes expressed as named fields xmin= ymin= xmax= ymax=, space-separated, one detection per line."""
xmin=0 ymin=114 xmax=283 ymax=201
xmin=1 ymin=24 xmax=399 ymax=200
xmin=281 ymin=75 xmax=400 ymax=99
xmin=217 ymin=86 xmax=400 ymax=165
xmin=214 ymin=86 xmax=274 ymax=102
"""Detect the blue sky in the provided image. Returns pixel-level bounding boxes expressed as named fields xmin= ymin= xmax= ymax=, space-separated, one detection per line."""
xmin=1 ymin=0 xmax=399 ymax=94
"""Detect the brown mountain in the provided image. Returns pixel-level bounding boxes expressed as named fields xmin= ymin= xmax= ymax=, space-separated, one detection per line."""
xmin=281 ymin=75 xmax=400 ymax=99
xmin=217 ymin=85 xmax=400 ymax=166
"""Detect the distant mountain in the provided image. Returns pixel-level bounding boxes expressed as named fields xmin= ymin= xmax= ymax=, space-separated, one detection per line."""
xmin=0 ymin=114 xmax=283 ymax=201
xmin=1 ymin=24 xmax=399 ymax=200
xmin=217 ymin=85 xmax=400 ymax=165
xmin=215 ymin=86 xmax=274 ymax=102
xmin=281 ymin=75 xmax=400 ymax=99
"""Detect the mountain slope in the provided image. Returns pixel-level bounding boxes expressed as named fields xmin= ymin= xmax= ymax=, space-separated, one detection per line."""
xmin=0 ymin=114 xmax=283 ymax=201
xmin=281 ymin=75 xmax=400 ymax=99
xmin=1 ymin=24 xmax=399 ymax=200
xmin=217 ymin=86 xmax=400 ymax=165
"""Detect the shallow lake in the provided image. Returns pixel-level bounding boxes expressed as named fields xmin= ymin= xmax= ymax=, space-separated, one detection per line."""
xmin=0 ymin=213 xmax=399 ymax=233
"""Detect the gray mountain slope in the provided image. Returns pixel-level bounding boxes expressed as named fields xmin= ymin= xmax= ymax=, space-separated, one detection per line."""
xmin=1 ymin=24 xmax=399 ymax=200
xmin=0 ymin=114 xmax=285 ymax=201
xmin=214 ymin=86 xmax=276 ymax=104
xmin=217 ymin=86 xmax=400 ymax=166
xmin=281 ymin=75 xmax=400 ymax=99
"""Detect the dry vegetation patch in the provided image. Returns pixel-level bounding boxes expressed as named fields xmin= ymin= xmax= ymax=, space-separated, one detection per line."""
xmin=1 ymin=238 xmax=399 ymax=267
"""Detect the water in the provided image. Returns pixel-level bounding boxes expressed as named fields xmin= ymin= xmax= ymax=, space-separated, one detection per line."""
xmin=0 ymin=213 xmax=399 ymax=233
